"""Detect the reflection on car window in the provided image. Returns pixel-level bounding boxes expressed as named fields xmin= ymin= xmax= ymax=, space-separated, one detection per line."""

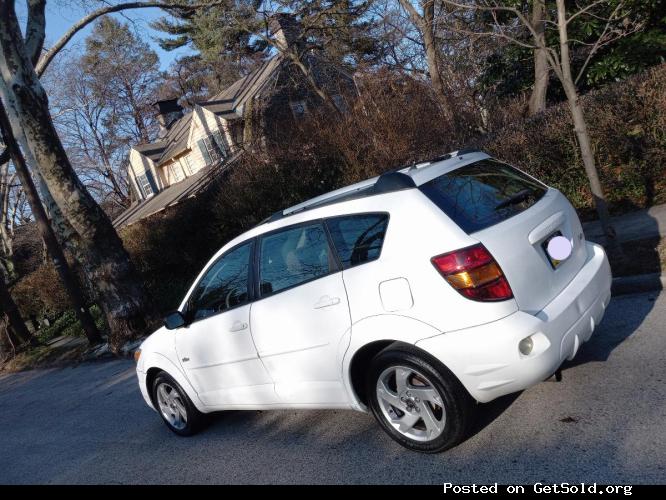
xmin=327 ymin=214 xmax=389 ymax=269
xmin=419 ymin=159 xmax=547 ymax=233
xmin=259 ymin=224 xmax=331 ymax=295
xmin=189 ymin=242 xmax=251 ymax=320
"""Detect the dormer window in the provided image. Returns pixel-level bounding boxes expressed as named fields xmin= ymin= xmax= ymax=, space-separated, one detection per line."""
xmin=198 ymin=131 xmax=227 ymax=166
xmin=136 ymin=172 xmax=155 ymax=198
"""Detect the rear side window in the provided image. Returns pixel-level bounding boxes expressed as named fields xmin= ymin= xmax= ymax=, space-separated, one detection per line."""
xmin=419 ymin=159 xmax=547 ymax=233
xmin=326 ymin=213 xmax=389 ymax=269
xmin=259 ymin=223 xmax=333 ymax=296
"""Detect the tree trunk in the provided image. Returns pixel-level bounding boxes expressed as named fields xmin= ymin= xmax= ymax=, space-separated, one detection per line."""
xmin=0 ymin=270 xmax=35 ymax=348
xmin=0 ymin=161 xmax=16 ymax=282
xmin=0 ymin=102 xmax=103 ymax=345
xmin=554 ymin=0 xmax=619 ymax=251
xmin=528 ymin=0 xmax=549 ymax=116
xmin=0 ymin=5 xmax=154 ymax=352
xmin=421 ymin=1 xmax=451 ymax=118
xmin=399 ymin=0 xmax=452 ymax=119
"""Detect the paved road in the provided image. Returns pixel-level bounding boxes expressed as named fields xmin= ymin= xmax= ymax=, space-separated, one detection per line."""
xmin=1 ymin=291 xmax=665 ymax=485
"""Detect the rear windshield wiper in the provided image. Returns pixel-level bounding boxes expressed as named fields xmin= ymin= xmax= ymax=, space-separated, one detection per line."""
xmin=494 ymin=189 xmax=534 ymax=211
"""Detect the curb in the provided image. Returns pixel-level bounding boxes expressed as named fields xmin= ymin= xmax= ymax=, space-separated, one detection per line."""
xmin=612 ymin=273 xmax=665 ymax=296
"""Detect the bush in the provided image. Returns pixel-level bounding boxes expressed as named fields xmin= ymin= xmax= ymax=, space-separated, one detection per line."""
xmin=119 ymin=192 xmax=224 ymax=313
xmin=481 ymin=64 xmax=666 ymax=218
xmin=11 ymin=263 xmax=71 ymax=319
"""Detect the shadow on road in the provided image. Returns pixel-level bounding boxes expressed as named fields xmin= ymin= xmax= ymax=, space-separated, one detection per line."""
xmin=563 ymin=291 xmax=656 ymax=369
xmin=469 ymin=392 xmax=522 ymax=439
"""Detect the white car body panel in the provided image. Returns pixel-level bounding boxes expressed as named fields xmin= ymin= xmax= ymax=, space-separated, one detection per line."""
xmin=250 ymin=272 xmax=352 ymax=405
xmin=137 ymin=150 xmax=612 ymax=418
xmin=416 ymin=241 xmax=611 ymax=402
xmin=174 ymin=303 xmax=278 ymax=407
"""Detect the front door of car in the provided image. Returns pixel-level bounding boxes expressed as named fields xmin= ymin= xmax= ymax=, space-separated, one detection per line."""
xmin=250 ymin=222 xmax=352 ymax=405
xmin=175 ymin=240 xmax=278 ymax=407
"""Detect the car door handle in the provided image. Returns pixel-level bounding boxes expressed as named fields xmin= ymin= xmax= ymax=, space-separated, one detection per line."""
xmin=229 ymin=321 xmax=248 ymax=332
xmin=314 ymin=296 xmax=341 ymax=309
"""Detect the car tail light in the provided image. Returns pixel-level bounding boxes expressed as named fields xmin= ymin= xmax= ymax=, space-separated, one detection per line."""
xmin=431 ymin=244 xmax=513 ymax=301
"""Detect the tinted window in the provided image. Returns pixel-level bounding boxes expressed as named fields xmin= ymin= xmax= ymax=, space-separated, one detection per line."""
xmin=419 ymin=159 xmax=547 ymax=233
xmin=189 ymin=242 xmax=251 ymax=320
xmin=259 ymin=223 xmax=332 ymax=295
xmin=326 ymin=214 xmax=389 ymax=269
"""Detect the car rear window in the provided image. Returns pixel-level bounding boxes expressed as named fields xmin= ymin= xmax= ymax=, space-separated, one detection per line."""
xmin=419 ymin=159 xmax=547 ymax=233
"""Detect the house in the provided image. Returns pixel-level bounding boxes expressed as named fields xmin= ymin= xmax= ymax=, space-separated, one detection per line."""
xmin=113 ymin=15 xmax=355 ymax=228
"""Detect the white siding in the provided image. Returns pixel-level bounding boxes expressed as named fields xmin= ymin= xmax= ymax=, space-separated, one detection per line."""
xmin=128 ymin=149 xmax=162 ymax=200
xmin=188 ymin=106 xmax=234 ymax=168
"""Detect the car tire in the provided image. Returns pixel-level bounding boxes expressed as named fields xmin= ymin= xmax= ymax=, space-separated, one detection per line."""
xmin=366 ymin=343 xmax=476 ymax=453
xmin=152 ymin=371 xmax=203 ymax=436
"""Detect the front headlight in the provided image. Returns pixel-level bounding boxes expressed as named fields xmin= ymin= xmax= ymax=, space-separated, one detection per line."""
xmin=134 ymin=348 xmax=142 ymax=363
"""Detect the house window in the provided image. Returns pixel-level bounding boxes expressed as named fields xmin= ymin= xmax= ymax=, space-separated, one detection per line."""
xmin=198 ymin=131 xmax=227 ymax=166
xmin=290 ymin=100 xmax=307 ymax=117
xmin=136 ymin=172 xmax=154 ymax=198
xmin=170 ymin=163 xmax=184 ymax=184
xmin=182 ymin=155 xmax=193 ymax=175
xmin=203 ymin=136 xmax=222 ymax=163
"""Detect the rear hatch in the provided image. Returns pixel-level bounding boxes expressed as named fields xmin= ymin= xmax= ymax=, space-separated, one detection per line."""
xmin=419 ymin=159 xmax=587 ymax=313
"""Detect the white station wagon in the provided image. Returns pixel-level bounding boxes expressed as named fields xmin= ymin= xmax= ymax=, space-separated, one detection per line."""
xmin=135 ymin=150 xmax=612 ymax=452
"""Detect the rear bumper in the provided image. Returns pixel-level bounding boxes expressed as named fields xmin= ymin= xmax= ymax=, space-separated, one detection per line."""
xmin=416 ymin=241 xmax=612 ymax=403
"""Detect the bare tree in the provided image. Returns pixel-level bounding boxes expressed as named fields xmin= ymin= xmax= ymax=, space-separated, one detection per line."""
xmin=0 ymin=101 xmax=103 ymax=345
xmin=0 ymin=0 xmax=227 ymax=351
xmin=440 ymin=0 xmax=645 ymax=246
xmin=0 ymin=156 xmax=19 ymax=281
xmin=397 ymin=0 xmax=452 ymax=117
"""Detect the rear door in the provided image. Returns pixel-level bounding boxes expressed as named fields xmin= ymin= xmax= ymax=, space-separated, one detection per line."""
xmin=249 ymin=221 xmax=352 ymax=405
xmin=419 ymin=159 xmax=587 ymax=313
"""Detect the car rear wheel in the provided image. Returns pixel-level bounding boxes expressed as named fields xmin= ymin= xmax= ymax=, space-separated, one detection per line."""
xmin=152 ymin=372 xmax=203 ymax=436
xmin=366 ymin=344 xmax=475 ymax=453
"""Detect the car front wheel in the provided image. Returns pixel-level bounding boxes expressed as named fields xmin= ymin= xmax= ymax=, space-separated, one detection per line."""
xmin=152 ymin=372 xmax=203 ymax=436
xmin=366 ymin=344 xmax=475 ymax=453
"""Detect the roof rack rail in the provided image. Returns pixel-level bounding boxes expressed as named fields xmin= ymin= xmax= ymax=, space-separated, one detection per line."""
xmin=425 ymin=153 xmax=453 ymax=163
xmin=455 ymin=147 xmax=482 ymax=156
xmin=260 ymin=170 xmax=417 ymax=225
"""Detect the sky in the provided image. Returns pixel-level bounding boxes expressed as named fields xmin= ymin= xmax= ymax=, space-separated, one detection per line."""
xmin=16 ymin=1 xmax=194 ymax=70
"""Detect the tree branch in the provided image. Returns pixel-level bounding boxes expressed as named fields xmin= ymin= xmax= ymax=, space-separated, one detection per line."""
xmin=574 ymin=1 xmax=627 ymax=85
xmin=566 ymin=0 xmax=607 ymax=25
xmin=35 ymin=0 xmax=228 ymax=77
xmin=25 ymin=0 xmax=47 ymax=66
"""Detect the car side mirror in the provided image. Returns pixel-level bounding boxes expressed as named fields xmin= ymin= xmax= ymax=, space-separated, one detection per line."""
xmin=164 ymin=311 xmax=187 ymax=330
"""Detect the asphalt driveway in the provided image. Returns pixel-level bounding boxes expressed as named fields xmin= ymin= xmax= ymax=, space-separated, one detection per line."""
xmin=1 ymin=291 xmax=664 ymax=484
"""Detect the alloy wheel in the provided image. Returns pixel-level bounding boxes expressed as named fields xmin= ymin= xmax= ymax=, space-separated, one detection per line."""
xmin=376 ymin=365 xmax=446 ymax=442
xmin=156 ymin=382 xmax=188 ymax=430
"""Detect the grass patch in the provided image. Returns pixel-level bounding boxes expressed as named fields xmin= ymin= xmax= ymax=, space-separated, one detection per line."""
xmin=0 ymin=338 xmax=89 ymax=373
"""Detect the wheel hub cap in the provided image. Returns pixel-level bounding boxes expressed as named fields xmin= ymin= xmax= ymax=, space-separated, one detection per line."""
xmin=376 ymin=366 xmax=446 ymax=442
xmin=156 ymin=382 xmax=188 ymax=431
